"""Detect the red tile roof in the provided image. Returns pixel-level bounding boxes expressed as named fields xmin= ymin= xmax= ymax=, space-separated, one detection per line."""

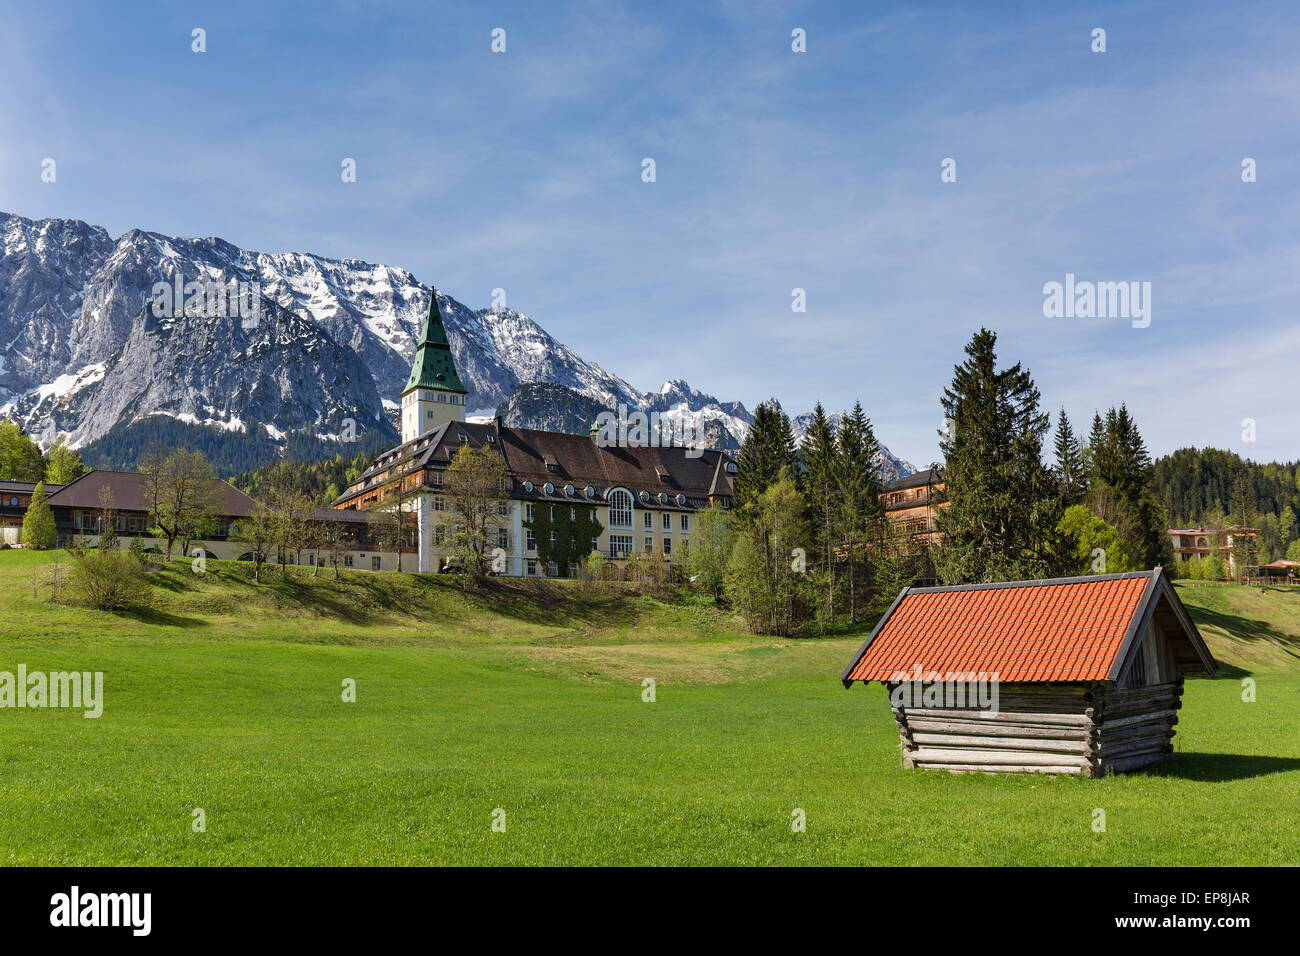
xmin=842 ymin=573 xmax=1157 ymax=684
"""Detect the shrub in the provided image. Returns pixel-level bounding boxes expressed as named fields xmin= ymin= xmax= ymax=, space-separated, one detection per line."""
xmin=66 ymin=548 xmax=151 ymax=611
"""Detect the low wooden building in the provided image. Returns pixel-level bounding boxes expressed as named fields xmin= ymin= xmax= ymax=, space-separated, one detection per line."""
xmin=840 ymin=569 xmax=1217 ymax=776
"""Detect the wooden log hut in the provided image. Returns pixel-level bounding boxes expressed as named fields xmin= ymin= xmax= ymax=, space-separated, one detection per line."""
xmin=840 ymin=569 xmax=1217 ymax=776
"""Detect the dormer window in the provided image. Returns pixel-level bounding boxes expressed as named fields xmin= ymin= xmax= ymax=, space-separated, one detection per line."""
xmin=725 ymin=462 xmax=737 ymax=474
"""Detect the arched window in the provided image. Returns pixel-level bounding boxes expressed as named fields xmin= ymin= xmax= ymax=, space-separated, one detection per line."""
xmin=608 ymin=489 xmax=633 ymax=528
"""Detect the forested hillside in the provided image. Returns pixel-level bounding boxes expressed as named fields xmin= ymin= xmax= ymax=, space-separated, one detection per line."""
xmin=1152 ymin=447 xmax=1300 ymax=562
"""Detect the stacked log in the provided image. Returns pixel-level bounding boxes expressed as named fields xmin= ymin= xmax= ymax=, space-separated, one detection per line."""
xmin=890 ymin=678 xmax=1185 ymax=777
xmin=1091 ymin=678 xmax=1183 ymax=775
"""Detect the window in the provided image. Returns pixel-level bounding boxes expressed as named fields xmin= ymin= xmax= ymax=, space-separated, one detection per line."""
xmin=371 ymin=557 xmax=381 ymax=571
xmin=527 ymin=559 xmax=537 ymax=576
xmin=497 ymin=529 xmax=509 ymax=550
xmin=591 ymin=537 xmax=599 ymax=552
xmin=725 ymin=461 xmax=737 ymax=474
xmin=663 ymin=538 xmax=672 ymax=555
xmin=497 ymin=500 xmax=510 ymax=516
xmin=524 ymin=503 xmax=534 ymax=522
xmin=609 ymin=534 xmax=633 ymax=559
xmin=426 ymin=410 xmax=434 ymax=420
xmin=662 ymin=513 xmax=671 ymax=531
xmin=680 ymin=515 xmax=690 ymax=532
xmin=8 ymin=496 xmax=16 ymax=507
xmin=644 ymin=511 xmax=653 ymax=529
xmin=644 ymin=536 xmax=654 ymax=552
xmin=526 ymin=529 xmax=536 ymax=552
xmin=344 ymin=555 xmax=354 ymax=567
xmin=608 ymin=489 xmax=633 ymax=528
xmin=549 ymin=532 xmax=557 ymax=549
xmin=434 ymin=497 xmax=446 ymax=512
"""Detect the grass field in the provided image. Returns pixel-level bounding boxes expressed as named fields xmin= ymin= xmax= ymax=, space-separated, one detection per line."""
xmin=1 ymin=551 xmax=1297 ymax=865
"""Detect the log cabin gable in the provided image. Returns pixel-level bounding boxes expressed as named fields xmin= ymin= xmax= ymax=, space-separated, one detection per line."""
xmin=1111 ymin=570 xmax=1217 ymax=687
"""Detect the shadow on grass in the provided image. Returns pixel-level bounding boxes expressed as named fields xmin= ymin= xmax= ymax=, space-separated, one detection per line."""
xmin=1152 ymin=752 xmax=1300 ymax=782
xmin=1185 ymin=604 xmax=1300 ymax=663
xmin=455 ymin=578 xmax=640 ymax=633
xmin=115 ymin=605 xmax=206 ymax=628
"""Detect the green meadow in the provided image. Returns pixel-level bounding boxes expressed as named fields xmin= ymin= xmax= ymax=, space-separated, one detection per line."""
xmin=0 ymin=551 xmax=1297 ymax=866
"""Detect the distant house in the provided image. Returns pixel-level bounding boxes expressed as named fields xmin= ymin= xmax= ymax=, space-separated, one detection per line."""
xmin=44 ymin=470 xmax=258 ymax=556
xmin=1257 ymin=559 xmax=1300 ymax=584
xmin=32 ymin=470 xmax=401 ymax=570
xmin=1169 ymin=525 xmax=1259 ymax=577
xmin=841 ymin=569 xmax=1216 ymax=776
xmin=0 ymin=480 xmax=64 ymax=545
xmin=879 ymin=467 xmax=945 ymax=545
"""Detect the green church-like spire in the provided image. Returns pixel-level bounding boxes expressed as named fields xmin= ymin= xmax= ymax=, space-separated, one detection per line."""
xmin=403 ymin=288 xmax=467 ymax=395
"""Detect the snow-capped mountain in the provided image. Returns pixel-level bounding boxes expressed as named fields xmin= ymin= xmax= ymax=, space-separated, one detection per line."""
xmin=0 ymin=211 xmax=912 ymax=477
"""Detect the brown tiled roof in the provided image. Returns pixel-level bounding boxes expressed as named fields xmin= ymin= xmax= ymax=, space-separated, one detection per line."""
xmin=841 ymin=570 xmax=1216 ymax=685
xmin=885 ymin=467 xmax=941 ymax=492
xmin=336 ymin=420 xmax=736 ymax=510
xmin=45 ymin=470 xmax=259 ymax=518
xmin=0 ymin=480 xmax=63 ymax=494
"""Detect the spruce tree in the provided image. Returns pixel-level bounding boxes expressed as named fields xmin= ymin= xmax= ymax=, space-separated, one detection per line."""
xmin=1053 ymin=409 xmax=1087 ymax=505
xmin=799 ymin=403 xmax=840 ymax=626
xmin=1085 ymin=405 xmax=1169 ymax=570
xmin=734 ymin=399 xmax=796 ymax=511
xmin=933 ymin=329 xmax=1068 ymax=583
xmin=834 ymin=402 xmax=881 ymax=622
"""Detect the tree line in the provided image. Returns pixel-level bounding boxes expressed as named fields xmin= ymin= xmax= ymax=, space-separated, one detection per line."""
xmin=683 ymin=328 xmax=1175 ymax=636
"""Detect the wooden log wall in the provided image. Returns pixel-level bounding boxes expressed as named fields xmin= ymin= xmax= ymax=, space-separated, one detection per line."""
xmin=890 ymin=678 xmax=1185 ymax=777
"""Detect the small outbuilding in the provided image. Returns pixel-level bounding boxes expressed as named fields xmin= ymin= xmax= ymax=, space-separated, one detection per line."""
xmin=840 ymin=569 xmax=1217 ymax=776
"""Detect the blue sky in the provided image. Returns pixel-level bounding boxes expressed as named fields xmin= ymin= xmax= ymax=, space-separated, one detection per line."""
xmin=2 ymin=0 xmax=1298 ymax=467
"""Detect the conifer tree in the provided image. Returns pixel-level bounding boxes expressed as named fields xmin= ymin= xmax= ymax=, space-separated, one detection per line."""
xmin=933 ymin=328 xmax=1069 ymax=583
xmin=1085 ymin=405 xmax=1169 ymax=570
xmin=834 ymin=401 xmax=881 ymax=622
xmin=1053 ymin=409 xmax=1087 ymax=505
xmin=734 ymin=399 xmax=796 ymax=511
xmin=799 ymin=403 xmax=839 ymax=624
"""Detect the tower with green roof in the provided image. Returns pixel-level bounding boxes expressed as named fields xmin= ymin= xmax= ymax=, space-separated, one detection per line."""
xmin=401 ymin=288 xmax=469 ymax=442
